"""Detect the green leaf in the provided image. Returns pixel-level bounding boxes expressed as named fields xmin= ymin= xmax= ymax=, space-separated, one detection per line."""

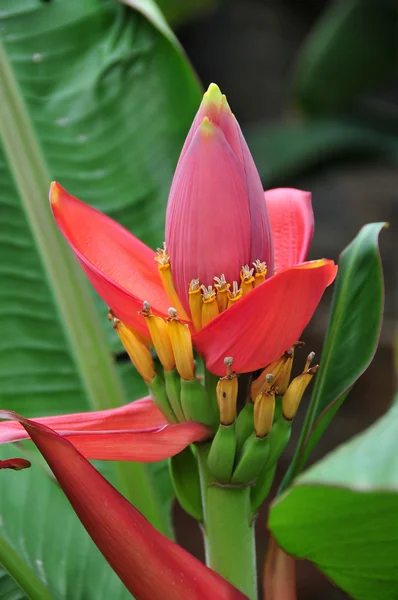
xmin=280 ymin=223 xmax=385 ymax=492
xmin=0 ymin=446 xmax=132 ymax=600
xmin=294 ymin=0 xmax=398 ymax=115
xmin=123 ymin=0 xmax=218 ymax=37
xmin=170 ymin=446 xmax=202 ymax=521
xmin=269 ymin=400 xmax=398 ymax=600
xmin=121 ymin=0 xmax=181 ymax=46
xmin=0 ymin=568 xmax=25 ymax=600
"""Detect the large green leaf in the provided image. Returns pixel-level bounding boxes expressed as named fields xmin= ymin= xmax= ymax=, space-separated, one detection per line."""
xmin=0 ymin=445 xmax=132 ymax=600
xmin=280 ymin=223 xmax=385 ymax=492
xmin=269 ymin=400 xmax=398 ymax=600
xmin=0 ymin=0 xmax=200 ymax=596
xmin=294 ymin=0 xmax=398 ymax=115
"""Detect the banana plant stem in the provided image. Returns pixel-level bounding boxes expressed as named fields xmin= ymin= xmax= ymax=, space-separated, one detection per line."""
xmin=197 ymin=443 xmax=257 ymax=600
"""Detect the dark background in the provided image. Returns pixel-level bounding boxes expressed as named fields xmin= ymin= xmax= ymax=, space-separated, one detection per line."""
xmin=172 ymin=1 xmax=397 ymax=597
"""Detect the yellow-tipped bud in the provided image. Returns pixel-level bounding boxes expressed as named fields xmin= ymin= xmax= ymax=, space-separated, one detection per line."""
xmin=283 ymin=364 xmax=318 ymax=420
xmin=203 ymin=82 xmax=223 ymax=109
xmin=113 ymin=319 xmax=155 ymax=383
xmin=155 ymin=243 xmax=189 ymax=321
xmin=201 ymin=285 xmax=219 ymax=327
xmin=254 ymin=388 xmax=275 ymax=438
xmin=167 ymin=308 xmax=195 ymax=381
xmin=188 ymin=279 xmax=202 ymax=331
xmin=140 ymin=302 xmax=175 ymax=371
xmin=252 ymin=260 xmax=267 ymax=287
xmin=214 ymin=274 xmax=230 ymax=313
xmin=251 ymin=348 xmax=294 ymax=399
xmin=216 ymin=357 xmax=238 ymax=425
xmin=240 ymin=264 xmax=255 ymax=296
xmin=227 ymin=280 xmax=243 ymax=308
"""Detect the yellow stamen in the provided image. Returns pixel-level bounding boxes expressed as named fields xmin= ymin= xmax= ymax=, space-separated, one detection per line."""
xmin=304 ymin=351 xmax=315 ymax=372
xmin=253 ymin=259 xmax=267 ymax=287
xmin=201 ymin=285 xmax=219 ymax=327
xmin=188 ymin=279 xmax=202 ymax=332
xmin=140 ymin=302 xmax=175 ymax=371
xmin=155 ymin=243 xmax=189 ymax=321
xmin=112 ymin=318 xmax=155 ymax=383
xmin=283 ymin=363 xmax=318 ymax=420
xmin=254 ymin=388 xmax=275 ymax=438
xmin=216 ymin=357 xmax=238 ymax=425
xmin=108 ymin=308 xmax=152 ymax=347
xmin=166 ymin=308 xmax=195 ymax=381
xmin=240 ymin=264 xmax=255 ymax=296
xmin=227 ymin=281 xmax=243 ymax=309
xmin=214 ymin=274 xmax=230 ymax=313
xmin=251 ymin=347 xmax=295 ymax=399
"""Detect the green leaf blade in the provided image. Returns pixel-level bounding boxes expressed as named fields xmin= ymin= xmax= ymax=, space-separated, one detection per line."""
xmin=303 ymin=222 xmax=386 ymax=459
xmin=270 ymin=402 xmax=398 ymax=600
xmin=280 ymin=222 xmax=386 ymax=492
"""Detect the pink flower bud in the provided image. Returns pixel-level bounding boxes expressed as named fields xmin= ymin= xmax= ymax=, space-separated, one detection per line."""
xmin=166 ymin=83 xmax=273 ymax=310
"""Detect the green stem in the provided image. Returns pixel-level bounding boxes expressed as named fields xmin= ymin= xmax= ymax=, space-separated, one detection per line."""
xmin=0 ymin=41 xmax=167 ymax=535
xmin=0 ymin=536 xmax=55 ymax=600
xmin=197 ymin=444 xmax=257 ymax=600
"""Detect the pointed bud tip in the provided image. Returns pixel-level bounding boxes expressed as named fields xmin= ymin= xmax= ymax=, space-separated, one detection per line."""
xmin=200 ymin=116 xmax=215 ymax=137
xmin=203 ymin=82 xmax=223 ymax=106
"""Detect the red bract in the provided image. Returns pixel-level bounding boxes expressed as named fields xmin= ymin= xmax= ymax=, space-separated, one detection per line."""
xmin=0 ymin=398 xmax=211 ymax=461
xmin=0 ymin=412 xmax=247 ymax=600
xmin=0 ymin=457 xmax=31 ymax=470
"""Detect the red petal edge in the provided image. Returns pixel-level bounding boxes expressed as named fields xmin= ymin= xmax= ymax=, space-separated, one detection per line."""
xmin=0 ymin=458 xmax=31 ymax=471
xmin=0 ymin=397 xmax=166 ymax=444
xmin=265 ymin=188 xmax=314 ymax=272
xmin=194 ymin=260 xmax=337 ymax=375
xmin=50 ymin=182 xmax=169 ymax=334
xmin=0 ymin=399 xmax=211 ymax=462
xmin=0 ymin=412 xmax=247 ymax=600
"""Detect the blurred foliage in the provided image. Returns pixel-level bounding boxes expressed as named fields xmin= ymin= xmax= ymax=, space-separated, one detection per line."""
xmin=247 ymin=117 xmax=398 ymax=186
xmin=156 ymin=0 xmax=219 ymax=27
xmin=294 ymin=0 xmax=398 ymax=116
xmin=247 ymin=0 xmax=398 ymax=186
